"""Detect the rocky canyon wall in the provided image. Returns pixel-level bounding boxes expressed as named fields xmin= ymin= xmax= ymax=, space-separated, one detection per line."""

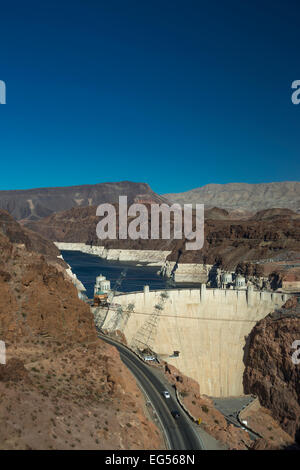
xmin=243 ymin=298 xmax=300 ymax=442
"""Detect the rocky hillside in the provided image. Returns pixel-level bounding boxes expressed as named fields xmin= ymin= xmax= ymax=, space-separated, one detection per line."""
xmin=243 ymin=297 xmax=300 ymax=444
xmin=166 ymin=208 xmax=300 ymax=269
xmin=26 ymin=205 xmax=300 ymax=271
xmin=0 ymin=212 xmax=163 ymax=449
xmin=25 ymin=203 xmax=177 ymax=251
xmin=0 ymin=210 xmax=63 ymax=264
xmin=164 ymin=182 xmax=300 ymax=213
xmin=0 ymin=181 xmax=168 ymax=222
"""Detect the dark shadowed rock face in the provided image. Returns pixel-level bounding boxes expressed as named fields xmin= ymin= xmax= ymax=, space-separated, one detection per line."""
xmin=0 ymin=359 xmax=31 ymax=383
xmin=0 ymin=210 xmax=62 ymax=263
xmin=0 ymin=181 xmax=168 ymax=221
xmin=243 ymin=298 xmax=300 ymax=442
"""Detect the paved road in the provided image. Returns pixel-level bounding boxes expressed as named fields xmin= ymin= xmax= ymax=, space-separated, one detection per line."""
xmin=212 ymin=396 xmax=254 ymax=418
xmin=212 ymin=396 xmax=259 ymax=440
xmin=99 ymin=334 xmax=203 ymax=450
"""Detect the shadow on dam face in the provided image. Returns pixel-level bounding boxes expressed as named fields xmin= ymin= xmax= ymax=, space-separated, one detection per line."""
xmin=101 ymin=287 xmax=290 ymax=397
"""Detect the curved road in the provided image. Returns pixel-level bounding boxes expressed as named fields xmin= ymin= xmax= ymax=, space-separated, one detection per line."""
xmin=99 ymin=333 xmax=203 ymax=450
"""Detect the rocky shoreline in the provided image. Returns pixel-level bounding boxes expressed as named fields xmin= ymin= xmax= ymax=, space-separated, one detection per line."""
xmin=55 ymin=242 xmax=215 ymax=284
xmin=54 ymin=242 xmax=171 ymax=266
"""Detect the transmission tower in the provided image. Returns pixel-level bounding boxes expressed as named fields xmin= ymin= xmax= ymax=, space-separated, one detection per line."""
xmin=96 ymin=268 xmax=128 ymax=331
xmin=131 ymin=291 xmax=169 ymax=353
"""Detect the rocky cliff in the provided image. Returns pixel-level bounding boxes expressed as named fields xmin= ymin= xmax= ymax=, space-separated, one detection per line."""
xmin=0 ymin=211 xmax=163 ymax=449
xmin=166 ymin=208 xmax=300 ymax=269
xmin=243 ymin=297 xmax=300 ymax=444
xmin=26 ymin=205 xmax=300 ymax=273
xmin=25 ymin=203 xmax=175 ymax=251
xmin=0 ymin=209 xmax=63 ymax=264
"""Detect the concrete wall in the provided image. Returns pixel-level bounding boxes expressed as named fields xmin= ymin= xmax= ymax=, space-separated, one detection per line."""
xmin=282 ymin=280 xmax=300 ymax=290
xmin=159 ymin=260 xmax=213 ymax=283
xmin=173 ymin=263 xmax=212 ymax=283
xmin=102 ymin=286 xmax=290 ymax=397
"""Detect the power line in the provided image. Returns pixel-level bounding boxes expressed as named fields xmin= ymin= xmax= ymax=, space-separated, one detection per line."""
xmin=107 ymin=306 xmax=261 ymax=324
xmin=130 ymin=292 xmax=169 ymax=351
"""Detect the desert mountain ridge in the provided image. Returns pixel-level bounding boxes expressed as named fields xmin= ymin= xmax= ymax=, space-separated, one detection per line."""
xmin=0 ymin=180 xmax=299 ymax=223
xmin=0 ymin=181 xmax=168 ymax=222
xmin=164 ymin=181 xmax=300 ymax=213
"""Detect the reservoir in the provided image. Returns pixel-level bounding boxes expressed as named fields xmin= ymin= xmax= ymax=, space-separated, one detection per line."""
xmin=61 ymin=250 xmax=200 ymax=298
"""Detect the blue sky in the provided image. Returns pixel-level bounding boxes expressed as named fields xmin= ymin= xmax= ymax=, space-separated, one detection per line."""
xmin=0 ymin=0 xmax=299 ymax=194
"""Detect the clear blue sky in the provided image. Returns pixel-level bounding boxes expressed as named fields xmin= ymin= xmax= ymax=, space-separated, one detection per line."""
xmin=0 ymin=0 xmax=299 ymax=194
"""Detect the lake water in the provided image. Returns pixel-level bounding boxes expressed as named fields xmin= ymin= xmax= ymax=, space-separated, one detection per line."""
xmin=61 ymin=250 xmax=200 ymax=298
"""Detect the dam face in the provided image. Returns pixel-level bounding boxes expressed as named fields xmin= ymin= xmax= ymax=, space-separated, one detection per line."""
xmin=101 ymin=286 xmax=289 ymax=397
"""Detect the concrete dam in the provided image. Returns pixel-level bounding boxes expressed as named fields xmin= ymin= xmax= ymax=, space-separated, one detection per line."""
xmin=99 ymin=286 xmax=290 ymax=397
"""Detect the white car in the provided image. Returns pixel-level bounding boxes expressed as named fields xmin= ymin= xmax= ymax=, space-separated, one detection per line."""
xmin=162 ymin=391 xmax=170 ymax=399
xmin=143 ymin=355 xmax=156 ymax=362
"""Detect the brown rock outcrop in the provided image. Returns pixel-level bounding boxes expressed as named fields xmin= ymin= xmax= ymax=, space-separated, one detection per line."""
xmin=243 ymin=298 xmax=300 ymax=443
xmin=238 ymin=398 xmax=294 ymax=449
xmin=0 ymin=212 xmax=163 ymax=449
xmin=0 ymin=358 xmax=31 ymax=383
xmin=0 ymin=210 xmax=63 ymax=263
